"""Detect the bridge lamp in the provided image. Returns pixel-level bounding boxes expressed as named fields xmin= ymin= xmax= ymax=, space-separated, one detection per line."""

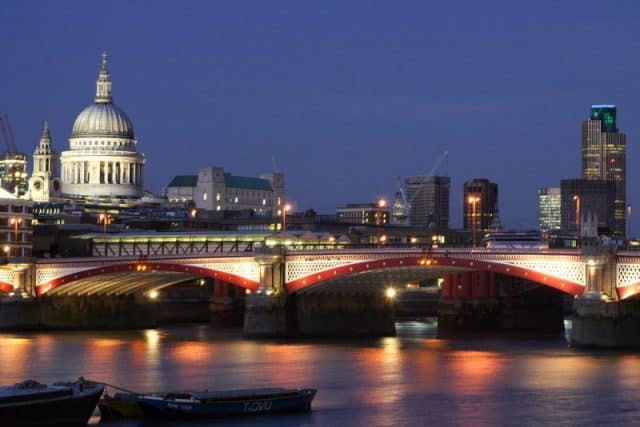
xmin=148 ymin=290 xmax=159 ymax=299
xmin=385 ymin=287 xmax=397 ymax=299
xmin=281 ymin=203 xmax=292 ymax=235
xmin=573 ymin=195 xmax=581 ymax=238
xmin=467 ymin=196 xmax=480 ymax=247
xmin=245 ymin=289 xmax=252 ymax=295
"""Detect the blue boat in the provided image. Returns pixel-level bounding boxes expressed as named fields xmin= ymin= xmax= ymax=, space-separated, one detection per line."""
xmin=136 ymin=387 xmax=316 ymax=418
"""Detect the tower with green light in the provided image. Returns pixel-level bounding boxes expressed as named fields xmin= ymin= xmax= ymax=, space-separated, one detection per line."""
xmin=582 ymin=104 xmax=627 ymax=236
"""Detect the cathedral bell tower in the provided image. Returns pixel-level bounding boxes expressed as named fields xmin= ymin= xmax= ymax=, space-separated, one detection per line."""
xmin=28 ymin=121 xmax=62 ymax=202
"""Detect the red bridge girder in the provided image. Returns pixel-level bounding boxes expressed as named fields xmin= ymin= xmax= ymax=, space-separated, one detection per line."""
xmin=0 ymin=282 xmax=12 ymax=293
xmin=285 ymin=255 xmax=585 ymax=296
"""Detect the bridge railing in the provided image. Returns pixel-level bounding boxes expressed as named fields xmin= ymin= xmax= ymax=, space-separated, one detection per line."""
xmin=91 ymin=238 xmax=257 ymax=257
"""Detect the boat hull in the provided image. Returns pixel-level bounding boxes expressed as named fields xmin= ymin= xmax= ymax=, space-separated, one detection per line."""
xmin=138 ymin=388 xmax=316 ymax=418
xmin=98 ymin=392 xmax=144 ymax=420
xmin=0 ymin=383 xmax=103 ymax=427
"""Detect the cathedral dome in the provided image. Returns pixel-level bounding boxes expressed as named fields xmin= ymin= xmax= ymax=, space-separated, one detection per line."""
xmin=60 ymin=52 xmax=145 ymax=200
xmin=70 ymin=103 xmax=134 ymax=139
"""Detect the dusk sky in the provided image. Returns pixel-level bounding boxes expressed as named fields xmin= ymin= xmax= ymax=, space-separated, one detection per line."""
xmin=2 ymin=1 xmax=640 ymax=231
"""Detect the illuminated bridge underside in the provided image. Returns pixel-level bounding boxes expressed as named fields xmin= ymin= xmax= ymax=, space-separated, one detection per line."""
xmin=44 ymin=272 xmax=195 ymax=296
xmin=296 ymin=266 xmax=464 ymax=295
xmin=36 ymin=258 xmax=260 ymax=296
xmin=286 ymin=253 xmax=586 ymax=295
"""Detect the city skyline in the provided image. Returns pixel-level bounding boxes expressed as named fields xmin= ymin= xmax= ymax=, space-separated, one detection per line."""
xmin=2 ymin=1 xmax=640 ymax=231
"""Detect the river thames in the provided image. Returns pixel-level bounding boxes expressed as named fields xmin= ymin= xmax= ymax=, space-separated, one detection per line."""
xmin=2 ymin=320 xmax=640 ymax=426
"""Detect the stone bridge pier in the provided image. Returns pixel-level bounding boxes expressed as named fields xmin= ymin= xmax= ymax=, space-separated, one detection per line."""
xmin=243 ymin=250 xmax=396 ymax=338
xmin=243 ymin=251 xmax=289 ymax=337
xmin=570 ymin=228 xmax=640 ymax=348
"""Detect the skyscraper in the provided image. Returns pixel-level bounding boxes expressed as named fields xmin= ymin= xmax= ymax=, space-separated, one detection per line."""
xmin=404 ymin=175 xmax=450 ymax=229
xmin=582 ymin=105 xmax=626 ymax=236
xmin=463 ymin=178 xmax=498 ymax=231
xmin=560 ymin=179 xmax=615 ymax=235
xmin=538 ymin=187 xmax=561 ymax=232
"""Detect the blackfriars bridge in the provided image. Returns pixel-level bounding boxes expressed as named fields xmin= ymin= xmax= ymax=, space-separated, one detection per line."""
xmin=2 ymin=233 xmax=640 ymax=348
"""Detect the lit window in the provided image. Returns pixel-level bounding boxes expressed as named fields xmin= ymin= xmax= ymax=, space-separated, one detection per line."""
xmin=262 ymin=199 xmax=266 ymax=206
xmin=216 ymin=193 xmax=220 ymax=201
xmin=234 ymin=196 xmax=238 ymax=203
xmin=203 ymin=192 xmax=207 ymax=201
xmin=216 ymin=205 xmax=221 ymax=211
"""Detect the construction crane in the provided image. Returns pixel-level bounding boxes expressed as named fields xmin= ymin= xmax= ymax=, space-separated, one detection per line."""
xmin=406 ymin=150 xmax=448 ymax=203
xmin=0 ymin=114 xmax=27 ymax=195
xmin=0 ymin=113 xmax=19 ymax=154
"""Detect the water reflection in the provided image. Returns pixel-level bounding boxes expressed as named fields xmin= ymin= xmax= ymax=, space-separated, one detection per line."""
xmin=2 ymin=322 xmax=640 ymax=427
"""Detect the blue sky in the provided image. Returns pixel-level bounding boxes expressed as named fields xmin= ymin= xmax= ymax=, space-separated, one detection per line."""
xmin=2 ymin=1 xmax=640 ymax=231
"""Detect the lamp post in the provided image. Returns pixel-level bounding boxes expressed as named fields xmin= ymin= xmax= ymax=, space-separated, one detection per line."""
xmin=377 ymin=198 xmax=387 ymax=245
xmin=98 ymin=213 xmax=111 ymax=240
xmin=573 ymin=195 xmax=580 ymax=239
xmin=9 ymin=217 xmax=22 ymax=257
xmin=281 ymin=203 xmax=291 ymax=237
xmin=627 ymin=203 xmax=632 ymax=240
xmin=467 ymin=196 xmax=480 ymax=247
xmin=188 ymin=208 xmax=197 ymax=253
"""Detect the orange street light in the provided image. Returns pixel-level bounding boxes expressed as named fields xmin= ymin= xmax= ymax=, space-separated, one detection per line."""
xmin=98 ymin=213 xmax=111 ymax=240
xmin=573 ymin=195 xmax=580 ymax=238
xmin=9 ymin=217 xmax=22 ymax=256
xmin=188 ymin=207 xmax=197 ymax=244
xmin=282 ymin=203 xmax=291 ymax=236
xmin=376 ymin=198 xmax=387 ymax=244
xmin=467 ymin=196 xmax=480 ymax=247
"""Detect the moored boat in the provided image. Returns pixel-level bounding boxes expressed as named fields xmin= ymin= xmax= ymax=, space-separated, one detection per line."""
xmin=0 ymin=377 xmax=104 ymax=427
xmin=98 ymin=391 xmax=144 ymax=420
xmin=135 ymin=387 xmax=316 ymax=418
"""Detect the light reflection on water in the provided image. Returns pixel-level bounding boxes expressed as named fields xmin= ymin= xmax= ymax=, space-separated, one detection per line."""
xmin=1 ymin=319 xmax=640 ymax=426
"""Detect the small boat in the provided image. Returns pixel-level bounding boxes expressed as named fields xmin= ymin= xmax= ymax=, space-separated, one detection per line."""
xmin=0 ymin=377 xmax=104 ymax=427
xmin=105 ymin=387 xmax=316 ymax=419
xmin=98 ymin=391 xmax=144 ymax=420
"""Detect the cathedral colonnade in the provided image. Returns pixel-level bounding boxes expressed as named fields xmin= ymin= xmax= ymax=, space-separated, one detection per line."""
xmin=61 ymin=158 xmax=144 ymax=186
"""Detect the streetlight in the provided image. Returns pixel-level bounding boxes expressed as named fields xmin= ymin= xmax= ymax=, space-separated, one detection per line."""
xmin=281 ymin=203 xmax=291 ymax=237
xmin=627 ymin=203 xmax=632 ymax=239
xmin=377 ymin=198 xmax=387 ymax=244
xmin=98 ymin=212 xmax=111 ymax=240
xmin=9 ymin=217 xmax=22 ymax=257
xmin=573 ymin=195 xmax=580 ymax=239
xmin=189 ymin=208 xmax=197 ymax=230
xmin=467 ymin=196 xmax=480 ymax=247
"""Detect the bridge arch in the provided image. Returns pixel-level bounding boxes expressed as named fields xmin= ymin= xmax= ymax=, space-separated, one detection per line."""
xmin=37 ymin=261 xmax=260 ymax=296
xmin=285 ymin=255 xmax=585 ymax=296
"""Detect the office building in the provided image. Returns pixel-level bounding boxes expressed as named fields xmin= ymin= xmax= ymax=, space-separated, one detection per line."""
xmin=560 ymin=179 xmax=615 ymax=235
xmin=404 ymin=175 xmax=450 ymax=229
xmin=538 ymin=187 xmax=561 ymax=231
xmin=582 ymin=105 xmax=626 ymax=236
xmin=463 ymin=178 xmax=498 ymax=231
xmin=336 ymin=202 xmax=389 ymax=225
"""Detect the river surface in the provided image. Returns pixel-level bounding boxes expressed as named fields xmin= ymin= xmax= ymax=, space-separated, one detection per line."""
xmin=2 ymin=320 xmax=640 ymax=426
